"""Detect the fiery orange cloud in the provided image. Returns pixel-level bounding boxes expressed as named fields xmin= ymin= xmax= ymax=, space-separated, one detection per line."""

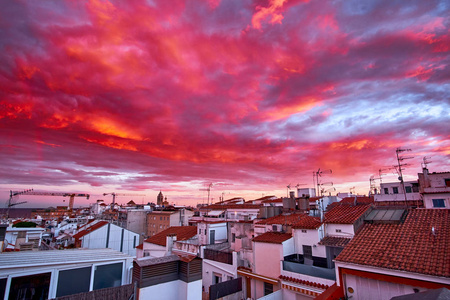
xmin=88 ymin=117 xmax=143 ymax=140
xmin=252 ymin=0 xmax=289 ymax=29
xmin=264 ymin=97 xmax=321 ymax=121
xmin=82 ymin=137 xmax=138 ymax=152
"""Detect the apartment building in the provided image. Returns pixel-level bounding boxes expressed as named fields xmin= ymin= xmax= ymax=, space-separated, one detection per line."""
xmin=146 ymin=209 xmax=193 ymax=237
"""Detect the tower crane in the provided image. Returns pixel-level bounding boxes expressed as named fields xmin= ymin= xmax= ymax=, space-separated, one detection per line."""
xmin=103 ymin=192 xmax=146 ymax=209
xmin=8 ymin=189 xmax=90 ymax=212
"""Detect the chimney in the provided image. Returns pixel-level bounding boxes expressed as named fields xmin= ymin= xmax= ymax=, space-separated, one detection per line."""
xmin=166 ymin=233 xmax=177 ymax=255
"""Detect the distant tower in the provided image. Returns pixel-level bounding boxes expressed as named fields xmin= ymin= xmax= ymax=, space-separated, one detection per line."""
xmin=157 ymin=191 xmax=164 ymax=206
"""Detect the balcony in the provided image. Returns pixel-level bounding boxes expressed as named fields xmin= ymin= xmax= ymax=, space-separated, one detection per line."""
xmin=282 ymin=256 xmax=335 ymax=280
xmin=204 ymin=248 xmax=233 ymax=265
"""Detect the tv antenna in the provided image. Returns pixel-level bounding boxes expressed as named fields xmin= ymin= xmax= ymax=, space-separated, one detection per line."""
xmin=396 ymin=148 xmax=414 ymax=207
xmin=421 ymin=156 xmax=432 ymax=169
xmin=313 ymin=168 xmax=332 ymax=196
xmin=199 ymin=183 xmax=213 ymax=205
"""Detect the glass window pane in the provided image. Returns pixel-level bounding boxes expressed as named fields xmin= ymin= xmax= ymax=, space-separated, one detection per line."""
xmin=93 ymin=263 xmax=123 ymax=290
xmin=1 ymin=278 xmax=6 ymax=300
xmin=56 ymin=267 xmax=91 ymax=297
xmin=9 ymin=273 xmax=50 ymax=300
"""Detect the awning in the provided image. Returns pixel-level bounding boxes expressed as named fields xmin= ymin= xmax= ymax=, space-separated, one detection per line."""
xmin=237 ymin=269 xmax=278 ymax=285
xmin=206 ymin=210 xmax=224 ymax=217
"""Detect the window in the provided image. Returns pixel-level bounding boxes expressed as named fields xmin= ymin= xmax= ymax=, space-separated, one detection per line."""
xmin=160 ymin=217 xmax=162 ymax=220
xmin=213 ymin=273 xmax=222 ymax=284
xmin=445 ymin=179 xmax=450 ymax=187
xmin=57 ymin=267 xmax=91 ymax=297
xmin=301 ymin=229 xmax=307 ymax=233
xmin=93 ymin=263 xmax=123 ymax=290
xmin=432 ymin=199 xmax=445 ymax=208
xmin=232 ymin=233 xmax=235 ymax=242
xmin=264 ymin=282 xmax=273 ymax=296
xmin=205 ymin=229 xmax=207 ymax=235
xmin=405 ymin=186 xmax=412 ymax=193
xmin=392 ymin=187 xmax=399 ymax=194
xmin=384 ymin=188 xmax=389 ymax=194
xmin=336 ymin=229 xmax=341 ymax=233
xmin=9 ymin=272 xmax=51 ymax=300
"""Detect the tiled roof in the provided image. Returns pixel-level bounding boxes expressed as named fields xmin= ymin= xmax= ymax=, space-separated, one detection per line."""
xmin=318 ymin=236 xmax=351 ymax=247
xmin=324 ymin=204 xmax=372 ymax=224
xmin=73 ymin=221 xmax=109 ymax=239
xmin=336 ymin=209 xmax=450 ymax=278
xmin=256 ymin=213 xmax=306 ymax=225
xmin=172 ymin=250 xmax=197 ymax=262
xmin=279 ymin=275 xmax=329 ymax=289
xmin=143 ymin=226 xmax=197 ymax=247
xmin=261 ymin=198 xmax=283 ymax=203
xmin=202 ymin=204 xmax=261 ymax=210
xmin=252 ymin=232 xmax=292 ymax=244
xmin=292 ymin=216 xmax=322 ymax=229
xmin=340 ymin=196 xmax=374 ymax=205
xmin=249 ymin=195 xmax=277 ymax=201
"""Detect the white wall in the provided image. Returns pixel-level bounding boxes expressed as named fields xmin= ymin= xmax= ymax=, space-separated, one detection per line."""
xmin=325 ymin=224 xmax=355 ymax=238
xmin=81 ymin=224 xmax=139 ymax=256
xmin=139 ymin=279 xmax=202 ymax=300
xmin=254 ymin=242 xmax=283 ymax=278
xmin=293 ymin=228 xmax=325 ymax=257
xmin=207 ymin=223 xmax=227 ymax=244
xmin=283 ymin=238 xmax=295 ymax=257
xmin=142 ymin=242 xmax=166 ymax=257
xmin=423 ymin=193 xmax=450 ymax=209
xmin=344 ymin=274 xmax=427 ymax=300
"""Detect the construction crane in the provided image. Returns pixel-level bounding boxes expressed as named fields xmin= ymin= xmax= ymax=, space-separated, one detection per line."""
xmin=9 ymin=189 xmax=90 ymax=211
xmin=5 ymin=189 xmax=31 ymax=219
xmin=103 ymin=192 xmax=146 ymax=209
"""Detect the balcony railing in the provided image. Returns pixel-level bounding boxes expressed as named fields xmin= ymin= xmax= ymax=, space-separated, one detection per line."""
xmin=204 ymin=249 xmax=233 ymax=265
xmin=282 ymin=260 xmax=336 ymax=280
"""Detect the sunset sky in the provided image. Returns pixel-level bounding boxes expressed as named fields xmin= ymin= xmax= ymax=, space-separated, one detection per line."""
xmin=1 ymin=0 xmax=449 ymax=208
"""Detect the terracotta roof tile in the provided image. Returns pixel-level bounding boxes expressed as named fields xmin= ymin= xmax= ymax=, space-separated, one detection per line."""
xmin=318 ymin=236 xmax=351 ymax=247
xmin=292 ymin=216 xmax=322 ymax=229
xmin=336 ymin=209 xmax=450 ymax=278
xmin=279 ymin=275 xmax=329 ymax=289
xmin=143 ymin=226 xmax=197 ymax=247
xmin=324 ymin=204 xmax=372 ymax=224
xmin=340 ymin=196 xmax=374 ymax=205
xmin=252 ymin=232 xmax=292 ymax=244
xmin=261 ymin=198 xmax=283 ymax=203
xmin=256 ymin=213 xmax=307 ymax=225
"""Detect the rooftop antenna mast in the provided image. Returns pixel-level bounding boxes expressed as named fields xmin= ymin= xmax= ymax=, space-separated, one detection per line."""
xmin=5 ymin=189 xmax=30 ymax=219
xmin=286 ymin=184 xmax=291 ymax=197
xmin=421 ymin=156 xmax=432 ymax=169
xmin=314 ymin=168 xmax=332 ymax=196
xmin=199 ymin=183 xmax=213 ymax=205
xmin=396 ymin=148 xmax=413 ymax=208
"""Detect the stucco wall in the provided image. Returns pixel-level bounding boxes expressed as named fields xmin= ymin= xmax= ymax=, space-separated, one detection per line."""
xmin=254 ymin=242 xmax=283 ymax=278
xmin=139 ymin=279 xmax=202 ymax=300
xmin=324 ymin=224 xmax=355 ymax=238
xmin=293 ymin=228 xmax=325 ymax=257
xmin=81 ymin=224 xmax=139 ymax=256
xmin=344 ymin=273 xmax=427 ymax=300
